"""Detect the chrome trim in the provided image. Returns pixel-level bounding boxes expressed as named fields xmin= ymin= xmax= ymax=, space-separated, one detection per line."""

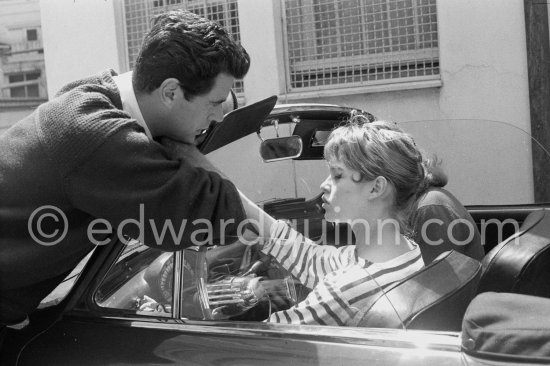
xmin=97 ymin=317 xmax=461 ymax=353
xmin=271 ymin=104 xmax=355 ymax=114
xmin=467 ymin=206 xmax=548 ymax=214
xmin=172 ymin=251 xmax=183 ymax=317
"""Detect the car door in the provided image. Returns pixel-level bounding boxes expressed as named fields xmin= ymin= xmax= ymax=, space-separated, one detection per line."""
xmin=12 ymin=238 xmax=467 ymax=366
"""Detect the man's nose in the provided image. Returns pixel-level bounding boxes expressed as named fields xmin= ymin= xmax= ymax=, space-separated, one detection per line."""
xmin=211 ymin=105 xmax=224 ymax=123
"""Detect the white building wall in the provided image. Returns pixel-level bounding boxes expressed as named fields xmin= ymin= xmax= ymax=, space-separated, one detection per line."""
xmin=39 ymin=0 xmax=534 ymax=205
xmin=235 ymin=0 xmax=533 ymax=205
xmin=237 ymin=0 xmax=286 ymax=103
xmin=39 ymin=0 xmax=126 ymax=97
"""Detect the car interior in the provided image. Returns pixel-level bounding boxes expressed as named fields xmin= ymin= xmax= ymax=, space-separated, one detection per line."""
xmin=476 ymin=208 xmax=550 ymax=298
xmin=356 ymin=250 xmax=481 ymax=331
xmin=90 ymin=101 xmax=550 ymax=332
xmin=91 ymin=206 xmax=550 ymax=332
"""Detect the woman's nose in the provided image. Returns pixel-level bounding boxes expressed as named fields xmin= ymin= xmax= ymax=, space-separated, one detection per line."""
xmin=320 ymin=176 xmax=330 ymax=192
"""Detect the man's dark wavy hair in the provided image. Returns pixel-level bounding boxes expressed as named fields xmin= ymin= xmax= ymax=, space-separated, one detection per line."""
xmin=133 ymin=10 xmax=250 ymax=99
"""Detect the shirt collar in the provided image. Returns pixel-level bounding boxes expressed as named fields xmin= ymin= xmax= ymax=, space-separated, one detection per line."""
xmin=112 ymin=71 xmax=153 ymax=141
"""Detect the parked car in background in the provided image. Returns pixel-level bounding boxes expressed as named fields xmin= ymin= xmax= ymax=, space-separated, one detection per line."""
xmin=2 ymin=97 xmax=550 ymax=365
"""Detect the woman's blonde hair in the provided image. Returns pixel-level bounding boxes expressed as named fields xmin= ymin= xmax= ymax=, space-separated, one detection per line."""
xmin=323 ymin=112 xmax=442 ymax=233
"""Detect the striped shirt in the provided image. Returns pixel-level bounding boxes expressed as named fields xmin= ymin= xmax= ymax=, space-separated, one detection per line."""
xmin=262 ymin=221 xmax=424 ymax=326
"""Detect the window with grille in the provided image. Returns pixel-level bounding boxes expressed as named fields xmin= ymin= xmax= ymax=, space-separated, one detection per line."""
xmin=123 ymin=0 xmax=244 ymax=95
xmin=283 ymin=0 xmax=439 ymax=91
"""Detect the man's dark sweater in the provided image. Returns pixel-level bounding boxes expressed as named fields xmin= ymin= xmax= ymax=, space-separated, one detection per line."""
xmin=0 ymin=70 xmax=246 ymax=324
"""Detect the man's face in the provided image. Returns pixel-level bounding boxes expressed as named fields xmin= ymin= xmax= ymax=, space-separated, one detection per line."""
xmin=169 ymin=72 xmax=235 ymax=144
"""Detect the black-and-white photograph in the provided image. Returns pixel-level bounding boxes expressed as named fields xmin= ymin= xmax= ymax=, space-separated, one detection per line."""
xmin=1 ymin=0 xmax=550 ymax=365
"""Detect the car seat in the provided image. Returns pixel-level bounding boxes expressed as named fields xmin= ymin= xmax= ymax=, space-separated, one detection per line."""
xmin=356 ymin=250 xmax=481 ymax=331
xmin=476 ymin=208 xmax=550 ymax=297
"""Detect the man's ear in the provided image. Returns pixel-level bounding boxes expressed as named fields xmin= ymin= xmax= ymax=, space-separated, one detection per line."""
xmin=222 ymin=89 xmax=238 ymax=115
xmin=159 ymin=78 xmax=181 ymax=107
xmin=369 ymin=176 xmax=390 ymax=199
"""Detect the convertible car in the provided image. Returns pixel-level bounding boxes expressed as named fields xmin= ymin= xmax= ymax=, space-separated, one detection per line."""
xmin=1 ymin=96 xmax=550 ymax=365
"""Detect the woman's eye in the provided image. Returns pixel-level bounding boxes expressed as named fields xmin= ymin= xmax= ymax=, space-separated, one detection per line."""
xmin=332 ymin=174 xmax=342 ymax=180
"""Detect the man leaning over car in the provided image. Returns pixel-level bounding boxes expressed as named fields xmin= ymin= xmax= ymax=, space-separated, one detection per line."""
xmin=0 ymin=10 xmax=250 ymax=328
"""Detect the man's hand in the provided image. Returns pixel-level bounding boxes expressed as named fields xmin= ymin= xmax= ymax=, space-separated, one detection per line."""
xmin=160 ymin=137 xmax=226 ymax=177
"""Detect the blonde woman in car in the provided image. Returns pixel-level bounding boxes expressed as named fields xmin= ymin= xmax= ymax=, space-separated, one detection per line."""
xmin=239 ymin=117 xmax=427 ymax=326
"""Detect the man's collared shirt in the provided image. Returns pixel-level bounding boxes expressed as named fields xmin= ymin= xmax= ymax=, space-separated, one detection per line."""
xmin=112 ymin=71 xmax=153 ymax=141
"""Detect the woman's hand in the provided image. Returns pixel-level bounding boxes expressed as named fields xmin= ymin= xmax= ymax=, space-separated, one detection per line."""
xmin=138 ymin=295 xmax=169 ymax=313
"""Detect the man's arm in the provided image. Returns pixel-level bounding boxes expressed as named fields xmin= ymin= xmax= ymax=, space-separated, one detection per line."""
xmin=160 ymin=137 xmax=228 ymax=178
xmin=160 ymin=138 xmax=280 ymax=237
xmin=66 ymin=129 xmax=246 ymax=250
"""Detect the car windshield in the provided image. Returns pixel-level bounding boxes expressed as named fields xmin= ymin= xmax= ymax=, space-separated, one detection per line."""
xmin=398 ymin=119 xmax=547 ymax=205
xmin=209 ymin=118 xmax=549 ymax=207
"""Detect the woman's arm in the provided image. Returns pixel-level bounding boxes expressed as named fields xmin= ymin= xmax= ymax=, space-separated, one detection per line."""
xmin=239 ymin=191 xmax=343 ymax=289
xmin=266 ymin=275 xmax=357 ymax=326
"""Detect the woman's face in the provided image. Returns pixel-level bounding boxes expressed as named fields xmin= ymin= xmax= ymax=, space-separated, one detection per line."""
xmin=320 ymin=159 xmax=373 ymax=223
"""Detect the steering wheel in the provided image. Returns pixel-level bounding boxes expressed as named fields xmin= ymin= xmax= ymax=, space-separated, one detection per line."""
xmin=141 ymin=242 xmax=293 ymax=319
xmin=140 ymin=252 xmax=174 ymax=307
xmin=157 ymin=255 xmax=174 ymax=303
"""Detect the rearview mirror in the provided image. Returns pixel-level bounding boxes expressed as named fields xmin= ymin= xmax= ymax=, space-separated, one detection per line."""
xmin=260 ymin=135 xmax=303 ymax=162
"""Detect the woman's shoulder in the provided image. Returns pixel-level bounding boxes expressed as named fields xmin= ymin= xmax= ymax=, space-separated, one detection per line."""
xmin=417 ymin=187 xmax=455 ymax=205
xmin=415 ymin=187 xmax=472 ymax=219
xmin=373 ymin=240 xmax=424 ymax=271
